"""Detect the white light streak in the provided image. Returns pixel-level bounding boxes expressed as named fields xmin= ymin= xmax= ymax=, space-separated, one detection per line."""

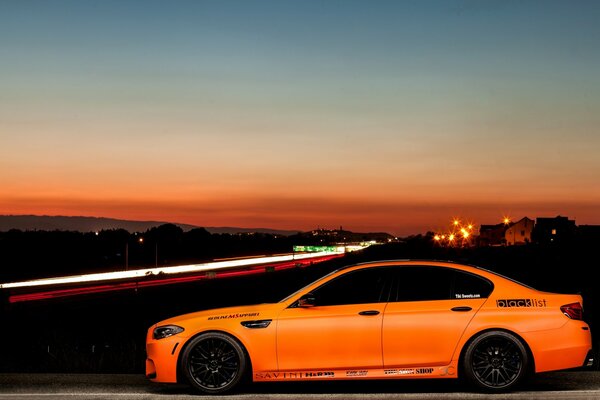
xmin=0 ymin=251 xmax=343 ymax=290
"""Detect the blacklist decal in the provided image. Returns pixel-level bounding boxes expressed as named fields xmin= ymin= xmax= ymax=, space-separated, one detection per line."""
xmin=496 ymin=299 xmax=547 ymax=308
xmin=346 ymin=370 xmax=368 ymax=377
xmin=208 ymin=312 xmax=259 ymax=320
xmin=384 ymin=368 xmax=434 ymax=376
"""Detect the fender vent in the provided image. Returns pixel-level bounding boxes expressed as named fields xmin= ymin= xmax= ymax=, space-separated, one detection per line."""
xmin=241 ymin=319 xmax=272 ymax=329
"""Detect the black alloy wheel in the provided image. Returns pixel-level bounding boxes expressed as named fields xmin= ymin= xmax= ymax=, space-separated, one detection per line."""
xmin=181 ymin=332 xmax=247 ymax=394
xmin=463 ymin=330 xmax=528 ymax=391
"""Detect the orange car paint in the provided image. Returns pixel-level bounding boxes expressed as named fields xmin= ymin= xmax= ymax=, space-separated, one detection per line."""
xmin=146 ymin=261 xmax=592 ymax=383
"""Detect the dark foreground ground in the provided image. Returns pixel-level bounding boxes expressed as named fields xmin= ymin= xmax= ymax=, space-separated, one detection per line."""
xmin=0 ymin=372 xmax=599 ymax=400
xmin=1 ymin=241 xmax=599 ymax=374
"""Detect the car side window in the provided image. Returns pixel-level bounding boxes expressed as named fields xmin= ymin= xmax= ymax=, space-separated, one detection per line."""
xmin=390 ymin=266 xmax=494 ymax=302
xmin=392 ymin=266 xmax=454 ymax=302
xmin=452 ymin=270 xmax=493 ymax=299
xmin=310 ymin=268 xmax=391 ymax=306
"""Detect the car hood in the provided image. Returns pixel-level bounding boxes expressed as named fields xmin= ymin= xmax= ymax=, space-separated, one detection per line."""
xmin=155 ymin=303 xmax=284 ymax=327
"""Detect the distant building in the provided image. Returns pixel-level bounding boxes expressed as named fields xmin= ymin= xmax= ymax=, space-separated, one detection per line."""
xmin=478 ymin=223 xmax=508 ymax=246
xmin=505 ymin=217 xmax=534 ymax=245
xmin=533 ymin=216 xmax=576 ymax=244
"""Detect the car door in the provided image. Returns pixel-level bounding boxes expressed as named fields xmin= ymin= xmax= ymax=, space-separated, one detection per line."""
xmin=277 ymin=267 xmax=392 ymax=371
xmin=382 ymin=266 xmax=492 ymax=367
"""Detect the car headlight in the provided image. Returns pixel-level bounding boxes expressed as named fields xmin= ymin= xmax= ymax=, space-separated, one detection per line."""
xmin=153 ymin=325 xmax=184 ymax=340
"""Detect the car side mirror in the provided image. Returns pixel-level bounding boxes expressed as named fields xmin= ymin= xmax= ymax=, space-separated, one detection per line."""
xmin=297 ymin=293 xmax=316 ymax=308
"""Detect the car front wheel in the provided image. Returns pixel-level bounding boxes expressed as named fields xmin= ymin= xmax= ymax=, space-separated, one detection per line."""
xmin=463 ymin=330 xmax=529 ymax=392
xmin=181 ymin=332 xmax=247 ymax=394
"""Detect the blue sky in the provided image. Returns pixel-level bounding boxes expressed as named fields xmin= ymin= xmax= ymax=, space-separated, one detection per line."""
xmin=1 ymin=0 xmax=599 ymax=234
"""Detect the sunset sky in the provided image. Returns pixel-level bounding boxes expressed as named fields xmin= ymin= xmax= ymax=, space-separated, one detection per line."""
xmin=1 ymin=0 xmax=599 ymax=235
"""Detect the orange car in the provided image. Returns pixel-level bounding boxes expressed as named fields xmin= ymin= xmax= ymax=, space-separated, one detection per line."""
xmin=146 ymin=260 xmax=593 ymax=394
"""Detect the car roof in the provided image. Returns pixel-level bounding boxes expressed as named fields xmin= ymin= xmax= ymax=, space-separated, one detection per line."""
xmin=336 ymin=259 xmax=481 ymax=272
xmin=335 ymin=259 xmax=533 ymax=289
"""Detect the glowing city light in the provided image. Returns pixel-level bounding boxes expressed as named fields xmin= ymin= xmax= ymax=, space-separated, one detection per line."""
xmin=433 ymin=217 xmax=477 ymax=247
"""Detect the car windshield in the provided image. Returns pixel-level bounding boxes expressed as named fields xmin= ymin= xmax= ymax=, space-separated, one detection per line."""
xmin=278 ymin=269 xmax=339 ymax=303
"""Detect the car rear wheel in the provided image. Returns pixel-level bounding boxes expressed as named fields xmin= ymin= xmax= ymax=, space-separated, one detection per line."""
xmin=463 ymin=330 xmax=528 ymax=392
xmin=181 ymin=332 xmax=247 ymax=394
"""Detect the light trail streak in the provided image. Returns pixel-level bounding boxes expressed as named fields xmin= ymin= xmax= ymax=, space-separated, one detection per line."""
xmin=7 ymin=254 xmax=343 ymax=303
xmin=0 ymin=251 xmax=344 ymax=290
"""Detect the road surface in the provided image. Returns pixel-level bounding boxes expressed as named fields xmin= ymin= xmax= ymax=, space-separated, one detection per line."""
xmin=1 ymin=372 xmax=599 ymax=399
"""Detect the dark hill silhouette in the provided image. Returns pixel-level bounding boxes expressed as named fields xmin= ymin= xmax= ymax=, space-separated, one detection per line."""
xmin=0 ymin=215 xmax=300 ymax=236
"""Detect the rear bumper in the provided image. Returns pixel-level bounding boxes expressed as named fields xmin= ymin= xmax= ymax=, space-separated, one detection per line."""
xmin=526 ymin=320 xmax=592 ymax=373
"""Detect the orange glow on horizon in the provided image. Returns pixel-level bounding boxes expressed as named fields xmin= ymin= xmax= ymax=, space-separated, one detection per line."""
xmin=1 ymin=193 xmax=599 ymax=237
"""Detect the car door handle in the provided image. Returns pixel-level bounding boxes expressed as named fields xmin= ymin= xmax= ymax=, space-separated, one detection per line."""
xmin=451 ymin=306 xmax=472 ymax=312
xmin=358 ymin=310 xmax=380 ymax=316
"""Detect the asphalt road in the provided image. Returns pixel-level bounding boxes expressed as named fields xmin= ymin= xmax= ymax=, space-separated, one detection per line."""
xmin=1 ymin=372 xmax=599 ymax=400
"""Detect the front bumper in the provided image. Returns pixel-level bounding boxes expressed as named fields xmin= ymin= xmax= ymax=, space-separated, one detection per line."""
xmin=146 ymin=329 xmax=184 ymax=383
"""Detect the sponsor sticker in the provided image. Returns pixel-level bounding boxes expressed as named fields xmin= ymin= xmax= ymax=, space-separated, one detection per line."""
xmin=305 ymin=372 xmax=335 ymax=378
xmin=346 ymin=370 xmax=368 ymax=377
xmin=254 ymin=371 xmax=335 ymax=380
xmin=384 ymin=368 xmax=434 ymax=376
xmin=439 ymin=366 xmax=456 ymax=376
xmin=455 ymin=293 xmax=481 ymax=299
xmin=207 ymin=312 xmax=259 ymax=320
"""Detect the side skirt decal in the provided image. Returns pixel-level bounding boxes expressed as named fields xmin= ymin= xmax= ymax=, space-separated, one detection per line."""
xmin=253 ymin=365 xmax=457 ymax=381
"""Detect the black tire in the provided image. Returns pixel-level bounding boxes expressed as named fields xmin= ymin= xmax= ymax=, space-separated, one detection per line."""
xmin=181 ymin=332 xmax=247 ymax=395
xmin=463 ymin=330 xmax=529 ymax=392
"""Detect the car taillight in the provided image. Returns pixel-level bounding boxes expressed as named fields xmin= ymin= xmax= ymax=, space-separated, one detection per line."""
xmin=561 ymin=302 xmax=583 ymax=320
